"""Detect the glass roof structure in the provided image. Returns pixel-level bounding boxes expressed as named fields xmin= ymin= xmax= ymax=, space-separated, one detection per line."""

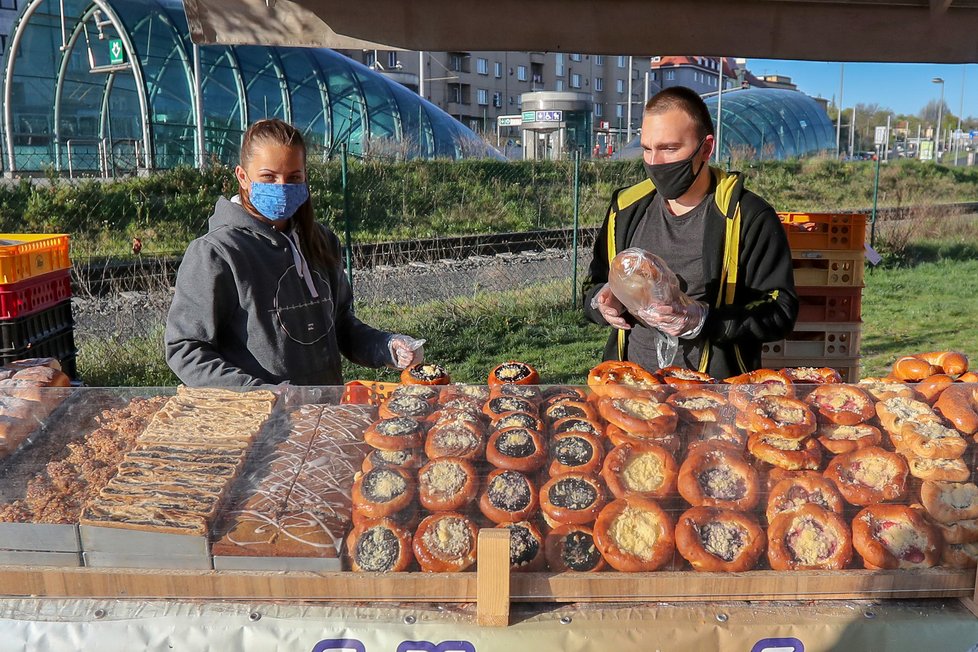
xmin=705 ymin=88 xmax=835 ymax=160
xmin=1 ymin=0 xmax=496 ymax=175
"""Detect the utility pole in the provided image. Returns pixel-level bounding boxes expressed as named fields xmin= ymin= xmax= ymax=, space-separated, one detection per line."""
xmin=419 ymin=51 xmax=425 ymax=97
xmin=626 ymin=55 xmax=634 ymax=143
xmin=836 ymin=63 xmax=844 ymax=158
xmin=715 ymin=57 xmax=724 ymax=163
xmin=849 ymin=106 xmax=857 ymax=158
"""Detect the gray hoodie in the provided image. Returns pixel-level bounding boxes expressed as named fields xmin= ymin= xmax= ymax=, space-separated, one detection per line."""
xmin=165 ymin=197 xmax=393 ymax=387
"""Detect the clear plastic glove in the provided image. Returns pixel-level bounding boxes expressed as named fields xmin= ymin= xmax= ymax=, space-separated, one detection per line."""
xmin=635 ymin=299 xmax=709 ymax=339
xmin=591 ymin=285 xmax=631 ymax=330
xmin=389 ymin=335 xmax=426 ymax=369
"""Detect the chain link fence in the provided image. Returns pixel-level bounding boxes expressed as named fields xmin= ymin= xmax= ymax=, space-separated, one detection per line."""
xmin=0 ymin=154 xmax=643 ymax=381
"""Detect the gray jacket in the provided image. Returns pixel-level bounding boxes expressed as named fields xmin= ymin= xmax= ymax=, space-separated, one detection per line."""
xmin=165 ymin=197 xmax=393 ymax=387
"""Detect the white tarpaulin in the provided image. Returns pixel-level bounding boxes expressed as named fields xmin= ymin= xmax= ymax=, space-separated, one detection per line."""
xmin=3 ymin=598 xmax=978 ymax=651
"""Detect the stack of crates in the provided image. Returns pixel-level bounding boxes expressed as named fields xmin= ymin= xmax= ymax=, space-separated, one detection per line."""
xmin=0 ymin=234 xmax=75 ymax=378
xmin=761 ymin=213 xmax=867 ymax=382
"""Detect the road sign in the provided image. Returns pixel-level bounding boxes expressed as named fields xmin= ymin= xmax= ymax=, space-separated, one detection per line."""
xmin=109 ymin=39 xmax=125 ymax=65
xmin=522 ymin=110 xmax=563 ymax=123
xmin=497 ymin=115 xmax=523 ymax=127
xmin=874 ymin=126 xmax=887 ymax=146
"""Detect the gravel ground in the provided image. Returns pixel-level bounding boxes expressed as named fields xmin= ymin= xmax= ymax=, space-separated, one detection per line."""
xmin=72 ymin=247 xmax=594 ymax=345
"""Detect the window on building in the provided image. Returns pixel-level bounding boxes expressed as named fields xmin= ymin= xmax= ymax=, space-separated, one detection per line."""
xmin=450 ymin=53 xmax=466 ymax=72
xmin=477 ymin=89 xmax=489 ymax=106
xmin=617 ymin=56 xmax=626 ymax=68
xmin=616 ymin=104 xmax=625 ymax=118
xmin=595 ymin=77 xmax=603 ymax=91
xmin=650 ymin=72 xmax=656 ymax=81
xmin=570 ymin=53 xmax=582 ymax=62
xmin=555 ymin=53 xmax=564 ymax=76
xmin=556 ymin=79 xmax=564 ymax=92
xmin=517 ymin=96 xmax=523 ymax=108
xmin=493 ymin=91 xmax=502 ymax=108
xmin=665 ymin=70 xmax=675 ymax=81
xmin=494 ymin=61 xmax=502 ymax=78
xmin=570 ymin=73 xmax=582 ymax=89
xmin=0 ymin=34 xmax=6 ymax=56
xmin=477 ymin=58 xmax=488 ymax=75
xmin=450 ymin=85 xmax=462 ymax=103
xmin=595 ymin=103 xmax=603 ymax=117
xmin=616 ymin=79 xmax=624 ymax=93
xmin=509 ymin=96 xmax=515 ymax=105
xmin=517 ymin=65 xmax=527 ymax=81
xmin=388 ymin=52 xmax=399 ymax=69
xmin=365 ymin=51 xmax=376 ymax=68
xmin=0 ymin=0 xmax=16 ymax=9
xmin=595 ymin=55 xmax=604 ymax=66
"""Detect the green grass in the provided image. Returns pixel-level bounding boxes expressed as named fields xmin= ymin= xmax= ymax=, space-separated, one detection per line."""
xmin=77 ymin=236 xmax=978 ymax=387
xmin=860 ymin=241 xmax=978 ymax=377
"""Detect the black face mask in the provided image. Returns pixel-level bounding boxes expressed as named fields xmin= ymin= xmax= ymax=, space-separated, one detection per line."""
xmin=643 ymin=137 xmax=707 ymax=200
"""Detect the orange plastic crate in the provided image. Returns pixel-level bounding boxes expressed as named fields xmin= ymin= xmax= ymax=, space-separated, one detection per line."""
xmin=761 ymin=355 xmax=861 ymax=383
xmin=795 ymin=286 xmax=863 ymax=323
xmin=779 ymin=212 xmax=866 ymax=251
xmin=792 ymin=250 xmax=865 ymax=287
xmin=0 ymin=234 xmax=71 ymax=285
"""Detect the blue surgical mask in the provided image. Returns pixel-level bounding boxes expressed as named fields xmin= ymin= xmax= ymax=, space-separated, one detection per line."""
xmin=248 ymin=181 xmax=309 ymax=222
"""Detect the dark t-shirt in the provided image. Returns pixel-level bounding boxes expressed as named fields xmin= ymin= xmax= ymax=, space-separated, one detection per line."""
xmin=626 ymin=192 xmax=710 ymax=371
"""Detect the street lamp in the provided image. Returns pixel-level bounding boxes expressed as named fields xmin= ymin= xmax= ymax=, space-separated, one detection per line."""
xmin=932 ymin=77 xmax=945 ymax=162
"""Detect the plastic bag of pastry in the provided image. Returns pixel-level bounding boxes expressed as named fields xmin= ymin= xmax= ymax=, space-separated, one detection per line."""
xmin=607 ymin=248 xmax=685 ymax=367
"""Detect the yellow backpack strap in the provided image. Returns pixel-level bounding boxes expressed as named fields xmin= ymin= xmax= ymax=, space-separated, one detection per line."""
xmin=698 ymin=171 xmax=743 ymax=374
xmin=606 ymin=180 xmax=654 ymax=362
xmin=606 ymin=207 xmax=627 ymax=361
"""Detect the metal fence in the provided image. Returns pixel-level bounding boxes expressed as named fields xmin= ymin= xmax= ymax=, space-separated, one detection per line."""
xmin=59 ymin=153 xmax=639 ymax=366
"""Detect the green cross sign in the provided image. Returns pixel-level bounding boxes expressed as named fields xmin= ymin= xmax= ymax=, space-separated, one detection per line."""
xmin=109 ymin=39 xmax=125 ymax=65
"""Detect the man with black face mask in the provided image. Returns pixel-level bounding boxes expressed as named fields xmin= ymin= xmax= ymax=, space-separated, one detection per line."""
xmin=582 ymin=86 xmax=798 ymax=379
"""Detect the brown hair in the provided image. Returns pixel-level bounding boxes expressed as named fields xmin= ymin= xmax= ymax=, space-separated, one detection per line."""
xmin=644 ymin=86 xmax=715 ymax=140
xmin=239 ymin=119 xmax=337 ymax=270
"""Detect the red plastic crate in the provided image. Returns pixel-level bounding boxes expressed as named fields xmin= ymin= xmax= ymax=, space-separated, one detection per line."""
xmin=0 ymin=269 xmax=72 ymax=320
xmin=795 ymin=286 xmax=863 ymax=323
xmin=779 ymin=212 xmax=866 ymax=251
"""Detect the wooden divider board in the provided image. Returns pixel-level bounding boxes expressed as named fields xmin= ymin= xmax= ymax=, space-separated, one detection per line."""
xmin=0 ymin=566 xmax=972 ymax=603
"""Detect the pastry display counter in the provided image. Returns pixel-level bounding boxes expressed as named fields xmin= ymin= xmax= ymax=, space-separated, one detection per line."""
xmin=2 ymin=357 xmax=978 ymax=644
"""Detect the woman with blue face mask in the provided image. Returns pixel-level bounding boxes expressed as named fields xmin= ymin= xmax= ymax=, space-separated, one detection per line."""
xmin=165 ymin=118 xmax=424 ymax=387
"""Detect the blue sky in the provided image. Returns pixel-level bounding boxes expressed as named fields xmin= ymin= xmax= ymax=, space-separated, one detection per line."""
xmin=748 ymin=59 xmax=977 ymax=119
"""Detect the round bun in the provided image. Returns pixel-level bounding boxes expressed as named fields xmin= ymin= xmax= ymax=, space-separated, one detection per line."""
xmin=766 ymin=472 xmax=845 ymax=525
xmin=597 ymin=395 xmax=678 ymax=438
xmin=657 ymin=365 xmax=717 ymax=389
xmin=488 ymin=361 xmax=540 ymax=386
xmin=549 ymin=430 xmax=604 ymax=476
xmin=478 ymin=468 xmax=539 ymax=523
xmin=544 ymin=523 xmax=606 ymax=572
xmin=504 ymin=521 xmax=547 ymax=571
xmin=780 ymin=366 xmax=843 ymax=385
xmin=666 ymin=388 xmax=730 ymax=424
xmin=417 ymin=457 xmax=479 ymax=512
xmin=540 ymin=472 xmax=607 ymax=526
xmin=891 ymin=355 xmax=941 ymax=382
xmin=744 ymin=395 xmax=817 ymax=439
xmin=823 ymin=446 xmax=908 ymax=506
xmin=915 ymin=350 xmax=969 ymax=376
xmin=485 ymin=427 xmax=547 ymax=473
xmin=725 ymin=369 xmax=795 ymax=411
xmin=593 ymin=495 xmax=675 ymax=572
xmin=400 ymin=363 xmax=451 ymax=386
xmin=363 ymin=417 xmax=424 ymax=451
xmin=351 ymin=467 xmax=416 ymax=519
xmin=815 ymin=422 xmax=882 ymax=455
xmin=346 ymin=518 xmax=414 ymax=572
xmin=746 ymin=432 xmax=822 ymax=471
xmin=362 ymin=447 xmax=425 ymax=473
xmin=678 ymin=445 xmax=760 ymax=511
xmin=412 ymin=512 xmax=479 ymax=572
xmin=806 ymin=384 xmax=875 ymax=426
xmin=675 ymin=506 xmax=766 ymax=572
xmin=601 ymin=441 xmax=677 ymax=499
xmin=587 ymin=360 xmax=663 ymax=398
xmin=425 ymin=421 xmax=485 ymax=461
xmin=852 ymin=504 xmax=941 ymax=569
xmin=767 ymin=504 xmax=852 ymax=570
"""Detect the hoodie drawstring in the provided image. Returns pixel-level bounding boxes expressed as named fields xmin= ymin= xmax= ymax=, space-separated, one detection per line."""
xmin=283 ymin=229 xmax=320 ymax=299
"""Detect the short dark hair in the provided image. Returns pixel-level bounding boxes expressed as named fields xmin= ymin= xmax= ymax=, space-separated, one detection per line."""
xmin=644 ymin=86 xmax=715 ymax=139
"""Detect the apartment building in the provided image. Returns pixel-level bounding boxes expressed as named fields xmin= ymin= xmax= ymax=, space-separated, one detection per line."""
xmin=341 ymin=49 xmax=648 ymax=139
xmin=1 ymin=1 xmax=18 ymax=57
